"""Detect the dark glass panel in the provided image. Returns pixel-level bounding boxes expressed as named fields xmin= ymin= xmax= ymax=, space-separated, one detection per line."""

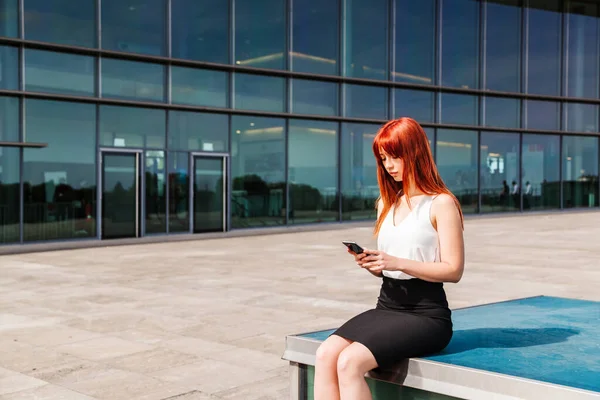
xmin=442 ymin=0 xmax=479 ymax=88
xmin=394 ymin=0 xmax=436 ymax=85
xmin=292 ymin=0 xmax=339 ymax=75
xmin=0 ymin=97 xmax=19 ymax=243
xmin=168 ymin=152 xmax=190 ymax=233
xmin=0 ymin=45 xmax=18 ymax=90
xmin=100 ymin=106 xmax=166 ymax=148
xmin=566 ymin=2 xmax=598 ymax=98
xmin=171 ymin=66 xmax=228 ymax=108
xmin=485 ymin=97 xmax=520 ymax=129
xmin=522 ymin=134 xmax=560 ymax=210
xmin=101 ymin=152 xmax=139 ymax=239
xmin=168 ymin=111 xmax=228 ymax=152
xmin=102 ymin=58 xmax=165 ymax=102
xmin=345 ymin=84 xmax=388 ymax=120
xmin=25 ymin=50 xmax=95 ymax=96
xmin=231 ymin=116 xmax=286 ymax=227
xmin=193 ymin=156 xmax=224 ymax=233
xmin=565 ymin=103 xmax=598 ymax=133
xmin=23 ymin=100 xmax=97 ymax=241
xmin=527 ymin=0 xmax=561 ymax=95
xmin=0 ymin=96 xmax=19 ymax=142
xmin=234 ymin=73 xmax=285 ymax=112
xmin=171 ymin=0 xmax=229 ymax=64
xmin=562 ymin=136 xmax=599 ymax=208
xmin=526 ymin=100 xmax=559 ymax=131
xmin=24 ymin=0 xmax=96 ymax=47
xmin=440 ymin=94 xmax=479 ymax=126
xmin=341 ymin=123 xmax=380 ymax=221
xmin=0 ymin=0 xmax=18 ymax=38
xmin=344 ymin=0 xmax=388 ymax=80
xmin=436 ymin=129 xmax=478 ymax=213
xmin=394 ymin=89 xmax=434 ymax=123
xmin=480 ymin=132 xmax=520 ymax=212
xmin=234 ymin=0 xmax=285 ymax=70
xmin=145 ymin=150 xmax=166 ymax=234
xmin=101 ymin=0 xmax=166 ymax=56
xmin=291 ymin=79 xmax=338 ymax=116
xmin=485 ymin=0 xmax=521 ymax=92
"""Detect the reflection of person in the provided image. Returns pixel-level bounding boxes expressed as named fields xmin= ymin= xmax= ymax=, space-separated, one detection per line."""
xmin=314 ymin=117 xmax=465 ymax=399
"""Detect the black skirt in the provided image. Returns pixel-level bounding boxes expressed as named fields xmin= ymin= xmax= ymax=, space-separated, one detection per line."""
xmin=332 ymin=277 xmax=453 ymax=370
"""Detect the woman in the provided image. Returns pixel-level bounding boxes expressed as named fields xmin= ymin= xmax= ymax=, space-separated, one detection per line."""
xmin=314 ymin=117 xmax=465 ymax=400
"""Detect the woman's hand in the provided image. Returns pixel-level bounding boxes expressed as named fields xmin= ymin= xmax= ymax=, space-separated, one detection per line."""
xmin=347 ymin=248 xmax=381 ymax=277
xmin=360 ymin=249 xmax=400 ymax=274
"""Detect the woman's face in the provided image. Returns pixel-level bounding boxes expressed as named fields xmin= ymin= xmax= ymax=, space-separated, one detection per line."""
xmin=380 ymin=149 xmax=403 ymax=181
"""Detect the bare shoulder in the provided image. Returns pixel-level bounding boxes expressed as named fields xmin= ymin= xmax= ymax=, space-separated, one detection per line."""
xmin=432 ymin=193 xmax=456 ymax=208
xmin=431 ymin=193 xmax=462 ymax=229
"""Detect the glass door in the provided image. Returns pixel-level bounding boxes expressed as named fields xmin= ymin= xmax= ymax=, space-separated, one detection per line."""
xmin=101 ymin=151 xmax=141 ymax=239
xmin=192 ymin=155 xmax=226 ymax=233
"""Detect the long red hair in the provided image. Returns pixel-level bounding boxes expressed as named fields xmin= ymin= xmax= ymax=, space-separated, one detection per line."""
xmin=372 ymin=117 xmax=463 ymax=235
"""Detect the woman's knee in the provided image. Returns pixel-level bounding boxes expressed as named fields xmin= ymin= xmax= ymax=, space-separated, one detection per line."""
xmin=315 ymin=336 xmax=350 ymax=368
xmin=336 ymin=344 xmax=377 ymax=378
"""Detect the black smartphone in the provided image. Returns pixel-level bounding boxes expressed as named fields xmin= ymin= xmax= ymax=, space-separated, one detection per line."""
xmin=342 ymin=241 xmax=365 ymax=254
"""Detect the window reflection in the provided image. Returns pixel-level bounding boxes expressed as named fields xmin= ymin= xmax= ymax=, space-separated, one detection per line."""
xmin=527 ymin=0 xmax=561 ymax=95
xmin=565 ymin=103 xmax=598 ymax=133
xmin=25 ymin=50 xmax=95 ymax=96
xmin=566 ymin=2 xmax=598 ymax=98
xmin=102 ymin=58 xmax=165 ymax=102
xmin=235 ymin=0 xmax=285 ymax=70
xmin=480 ymin=132 xmax=520 ymax=212
xmin=436 ymin=129 xmax=478 ymax=213
xmin=395 ymin=89 xmax=434 ymax=123
xmin=485 ymin=0 xmax=521 ymax=92
xmin=24 ymin=0 xmax=96 ymax=47
xmin=145 ymin=150 xmax=166 ymax=234
xmin=442 ymin=0 xmax=479 ymax=88
xmin=344 ymin=0 xmax=388 ymax=80
xmin=562 ymin=136 xmax=599 ymax=208
xmin=292 ymin=0 xmax=339 ymax=75
xmin=440 ymin=93 xmax=478 ymax=126
xmin=231 ymin=116 xmax=286 ymax=227
xmin=168 ymin=111 xmax=228 ymax=152
xmin=0 ymin=45 xmax=18 ymax=90
xmin=234 ymin=73 xmax=285 ymax=113
xmin=485 ymin=97 xmax=520 ymax=129
xmin=100 ymin=106 xmax=166 ymax=148
xmin=345 ymin=84 xmax=388 ymax=120
xmin=168 ymin=152 xmax=190 ymax=233
xmin=172 ymin=0 xmax=229 ymax=64
xmin=23 ymin=100 xmax=97 ymax=242
xmin=341 ymin=123 xmax=380 ymax=221
xmin=291 ymin=79 xmax=338 ymax=116
xmin=526 ymin=100 xmax=559 ymax=131
xmin=522 ymin=134 xmax=560 ymax=210
xmin=0 ymin=97 xmax=19 ymax=243
xmin=0 ymin=0 xmax=18 ymax=38
xmin=171 ymin=66 xmax=228 ymax=108
xmin=288 ymin=120 xmax=338 ymax=224
xmin=0 ymin=96 xmax=18 ymax=142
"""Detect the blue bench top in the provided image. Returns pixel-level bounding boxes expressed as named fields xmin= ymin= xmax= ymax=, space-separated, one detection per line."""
xmin=299 ymin=296 xmax=600 ymax=393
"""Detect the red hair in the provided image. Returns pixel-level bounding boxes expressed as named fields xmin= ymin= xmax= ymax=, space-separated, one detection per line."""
xmin=372 ymin=117 xmax=463 ymax=235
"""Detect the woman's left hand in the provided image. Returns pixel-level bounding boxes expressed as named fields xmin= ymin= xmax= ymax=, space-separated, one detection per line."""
xmin=360 ymin=249 xmax=400 ymax=273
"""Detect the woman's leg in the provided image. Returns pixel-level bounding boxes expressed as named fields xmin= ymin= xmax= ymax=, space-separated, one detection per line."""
xmin=337 ymin=342 xmax=378 ymax=400
xmin=314 ymin=335 xmax=353 ymax=400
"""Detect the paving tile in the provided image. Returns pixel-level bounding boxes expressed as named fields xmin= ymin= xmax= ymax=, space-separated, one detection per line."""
xmin=0 ymin=384 xmax=96 ymax=400
xmin=1 ymin=325 xmax=102 ymax=347
xmin=0 ymin=374 xmax=47 ymax=396
xmin=54 ymin=337 xmax=154 ymax=361
xmin=204 ymin=347 xmax=286 ymax=372
xmin=0 ymin=345 xmax=83 ymax=374
xmin=105 ymin=347 xmax=199 ymax=374
xmin=160 ymin=337 xmax=237 ymax=357
xmin=212 ymin=374 xmax=289 ymax=400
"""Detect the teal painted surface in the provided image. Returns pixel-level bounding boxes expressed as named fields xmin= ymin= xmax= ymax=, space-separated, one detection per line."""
xmin=299 ymin=296 xmax=600 ymax=393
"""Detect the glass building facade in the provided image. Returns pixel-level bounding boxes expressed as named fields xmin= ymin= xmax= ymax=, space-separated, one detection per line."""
xmin=0 ymin=0 xmax=599 ymax=245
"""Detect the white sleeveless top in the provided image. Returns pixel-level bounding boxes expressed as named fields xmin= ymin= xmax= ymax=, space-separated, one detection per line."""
xmin=378 ymin=195 xmax=440 ymax=280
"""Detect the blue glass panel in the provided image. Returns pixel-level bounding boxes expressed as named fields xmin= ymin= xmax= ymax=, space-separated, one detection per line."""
xmin=25 ymin=50 xmax=95 ymax=96
xmin=291 ymin=79 xmax=338 ymax=116
xmin=172 ymin=0 xmax=229 ymax=64
xmin=0 ymin=96 xmax=18 ymax=141
xmin=566 ymin=103 xmax=598 ymax=132
xmin=171 ymin=66 xmax=228 ymax=108
xmin=526 ymin=100 xmax=559 ymax=131
xmin=394 ymin=0 xmax=435 ymax=85
xmin=527 ymin=1 xmax=561 ymax=95
xmin=168 ymin=111 xmax=228 ymax=152
xmin=522 ymin=134 xmax=560 ymax=210
xmin=440 ymin=93 xmax=479 ymax=126
xmin=485 ymin=0 xmax=521 ymax=92
xmin=292 ymin=0 xmax=339 ymax=75
xmin=168 ymin=151 xmax=190 ymax=233
xmin=0 ymin=0 xmax=18 ymax=38
xmin=0 ymin=45 xmax=18 ymax=90
xmin=484 ymin=97 xmax=520 ymax=129
xmin=442 ymin=0 xmax=479 ymax=89
xmin=566 ymin=2 xmax=599 ymax=98
xmin=234 ymin=73 xmax=285 ymax=112
xmin=24 ymin=0 xmax=96 ymax=47
xmin=100 ymin=105 xmax=166 ymax=148
xmin=0 ymin=145 xmax=19 ymax=243
xmin=344 ymin=0 xmax=388 ymax=80
xmin=235 ymin=0 xmax=285 ymax=70
xmin=345 ymin=84 xmax=388 ymax=120
xmin=562 ymin=136 xmax=599 ymax=208
xmin=394 ymin=89 xmax=434 ymax=123
xmin=101 ymin=0 xmax=166 ymax=56
xmin=102 ymin=58 xmax=165 ymax=102
xmin=480 ymin=132 xmax=521 ymax=212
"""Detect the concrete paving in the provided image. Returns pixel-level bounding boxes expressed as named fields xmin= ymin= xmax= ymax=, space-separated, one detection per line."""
xmin=0 ymin=211 xmax=599 ymax=399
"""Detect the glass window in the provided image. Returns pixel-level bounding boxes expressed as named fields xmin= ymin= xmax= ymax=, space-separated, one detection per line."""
xmin=292 ymin=0 xmax=339 ymax=75
xmin=234 ymin=0 xmax=285 ymax=70
xmin=291 ymin=79 xmax=338 ymax=116
xmin=0 ymin=45 xmax=18 ymax=90
xmin=145 ymin=150 xmax=166 ymax=234
xmin=24 ymin=0 xmax=96 ymax=47
xmin=485 ymin=97 xmax=520 ymax=129
xmin=566 ymin=2 xmax=598 ymax=98
xmin=522 ymin=134 xmax=560 ymax=210
xmin=562 ymin=136 xmax=599 ymax=208
xmin=566 ymin=103 xmax=598 ymax=133
xmin=440 ymin=93 xmax=479 ymax=126
xmin=526 ymin=100 xmax=559 ymax=131
xmin=171 ymin=66 xmax=228 ymax=108
xmin=394 ymin=89 xmax=434 ymax=123
xmin=23 ymin=100 xmax=97 ymax=242
xmin=442 ymin=0 xmax=479 ymax=88
xmin=344 ymin=0 xmax=388 ymax=80
xmin=345 ymin=84 xmax=388 ymax=120
xmin=0 ymin=147 xmax=19 ymax=243
xmin=341 ymin=123 xmax=380 ymax=221
xmin=436 ymin=129 xmax=479 ymax=213
xmin=172 ymin=0 xmax=229 ymax=64
xmin=485 ymin=0 xmax=521 ymax=92
xmin=480 ymin=132 xmax=520 ymax=212
xmin=289 ymin=120 xmax=338 ymax=224
xmin=0 ymin=96 xmax=18 ymax=142
xmin=394 ymin=0 xmax=435 ymax=85
xmin=101 ymin=0 xmax=165 ymax=56
xmin=527 ymin=0 xmax=561 ymax=95
xmin=25 ymin=50 xmax=95 ymax=96
xmin=100 ymin=106 xmax=166 ymax=148
xmin=231 ymin=116 xmax=286 ymax=227
xmin=424 ymin=127 xmax=435 ymax=157
xmin=168 ymin=111 xmax=228 ymax=152
xmin=234 ymin=73 xmax=285 ymax=113
xmin=0 ymin=0 xmax=18 ymax=38
xmin=168 ymin=151 xmax=190 ymax=233
xmin=102 ymin=58 xmax=165 ymax=102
